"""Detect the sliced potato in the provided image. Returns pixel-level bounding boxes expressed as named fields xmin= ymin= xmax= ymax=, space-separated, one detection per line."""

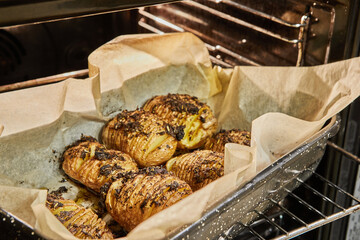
xmin=105 ymin=167 xmax=192 ymax=232
xmin=204 ymin=129 xmax=251 ymax=153
xmin=101 ymin=110 xmax=177 ymax=167
xmin=143 ymin=94 xmax=217 ymax=150
xmin=166 ymin=150 xmax=224 ymax=191
xmin=46 ymin=194 xmax=113 ymax=239
xmin=62 ymin=135 xmax=138 ymax=192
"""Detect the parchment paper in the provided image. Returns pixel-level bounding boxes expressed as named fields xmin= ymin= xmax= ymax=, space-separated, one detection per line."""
xmin=0 ymin=32 xmax=360 ymax=240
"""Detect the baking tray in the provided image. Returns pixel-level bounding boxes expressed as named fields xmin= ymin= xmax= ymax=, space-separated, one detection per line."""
xmin=168 ymin=115 xmax=341 ymax=239
xmin=0 ymin=115 xmax=340 ymax=239
xmin=0 ymin=71 xmax=340 ymax=239
xmin=0 ymin=207 xmax=45 ymax=239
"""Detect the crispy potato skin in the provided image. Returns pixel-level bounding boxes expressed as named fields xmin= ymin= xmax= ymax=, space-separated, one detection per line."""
xmin=46 ymin=194 xmax=113 ymax=239
xmin=166 ymin=150 xmax=224 ymax=191
xmin=101 ymin=110 xmax=177 ymax=167
xmin=62 ymin=136 xmax=138 ymax=192
xmin=143 ymin=94 xmax=217 ymax=150
xmin=204 ymin=129 xmax=251 ymax=153
xmin=105 ymin=167 xmax=192 ymax=232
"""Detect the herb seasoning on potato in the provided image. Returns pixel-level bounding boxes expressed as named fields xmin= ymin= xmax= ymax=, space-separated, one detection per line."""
xmin=143 ymin=94 xmax=217 ymax=150
xmin=46 ymin=194 xmax=113 ymax=239
xmin=104 ymin=167 xmax=192 ymax=232
xmin=204 ymin=129 xmax=251 ymax=153
xmin=62 ymin=135 xmax=138 ymax=193
xmin=166 ymin=150 xmax=224 ymax=191
xmin=101 ymin=110 xmax=177 ymax=167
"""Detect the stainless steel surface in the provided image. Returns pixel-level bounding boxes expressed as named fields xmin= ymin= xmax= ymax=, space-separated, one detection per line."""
xmin=0 ymin=0 xmax=179 ymax=28
xmin=168 ymin=115 xmax=341 ymax=239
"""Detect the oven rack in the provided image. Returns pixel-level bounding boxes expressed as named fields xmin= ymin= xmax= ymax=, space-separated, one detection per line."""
xmin=1 ymin=70 xmax=360 ymax=240
xmin=138 ymin=0 xmax=315 ymax=67
xmin=137 ymin=8 xmax=255 ymax=67
xmin=219 ymin=142 xmax=360 ymax=239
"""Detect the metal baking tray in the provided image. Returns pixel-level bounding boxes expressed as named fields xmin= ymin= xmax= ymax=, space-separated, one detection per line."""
xmin=0 ymin=207 xmax=45 ymax=239
xmin=169 ymin=115 xmax=340 ymax=239
xmin=0 ymin=73 xmax=340 ymax=239
xmin=0 ymin=0 xmax=179 ymax=28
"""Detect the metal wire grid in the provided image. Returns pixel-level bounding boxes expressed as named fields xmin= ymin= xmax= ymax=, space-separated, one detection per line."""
xmin=138 ymin=0 xmax=313 ymax=67
xmin=218 ymin=143 xmax=360 ymax=240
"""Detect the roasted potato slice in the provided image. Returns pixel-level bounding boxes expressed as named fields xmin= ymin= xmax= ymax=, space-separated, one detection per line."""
xmin=143 ymin=94 xmax=217 ymax=150
xmin=104 ymin=167 xmax=192 ymax=232
xmin=46 ymin=194 xmax=113 ymax=239
xmin=166 ymin=150 xmax=224 ymax=191
xmin=62 ymin=135 xmax=138 ymax=193
xmin=204 ymin=129 xmax=251 ymax=152
xmin=101 ymin=110 xmax=177 ymax=167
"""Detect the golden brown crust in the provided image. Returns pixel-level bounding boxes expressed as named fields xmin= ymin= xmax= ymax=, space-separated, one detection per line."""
xmin=105 ymin=167 xmax=192 ymax=232
xmin=204 ymin=129 xmax=251 ymax=153
xmin=46 ymin=194 xmax=113 ymax=239
xmin=62 ymin=135 xmax=138 ymax=192
xmin=101 ymin=110 xmax=177 ymax=167
xmin=143 ymin=94 xmax=217 ymax=150
xmin=166 ymin=150 xmax=224 ymax=191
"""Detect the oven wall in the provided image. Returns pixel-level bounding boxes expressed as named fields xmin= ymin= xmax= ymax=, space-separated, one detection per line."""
xmin=0 ymin=11 xmax=137 ymax=86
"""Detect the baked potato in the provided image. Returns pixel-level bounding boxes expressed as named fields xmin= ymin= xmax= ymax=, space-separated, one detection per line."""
xmin=143 ymin=94 xmax=217 ymax=150
xmin=101 ymin=110 xmax=177 ymax=167
xmin=204 ymin=129 xmax=251 ymax=152
xmin=104 ymin=167 xmax=192 ymax=232
xmin=62 ymin=135 xmax=138 ymax=193
xmin=46 ymin=194 xmax=113 ymax=239
xmin=166 ymin=150 xmax=224 ymax=191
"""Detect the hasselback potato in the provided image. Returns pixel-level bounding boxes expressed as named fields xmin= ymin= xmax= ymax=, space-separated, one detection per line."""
xmin=101 ymin=110 xmax=177 ymax=167
xmin=104 ymin=167 xmax=192 ymax=232
xmin=46 ymin=194 xmax=113 ymax=239
xmin=62 ymin=135 xmax=138 ymax=192
xmin=204 ymin=129 xmax=251 ymax=153
xmin=143 ymin=94 xmax=217 ymax=150
xmin=166 ymin=150 xmax=224 ymax=191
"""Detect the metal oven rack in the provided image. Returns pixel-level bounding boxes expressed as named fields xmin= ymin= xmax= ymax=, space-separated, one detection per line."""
xmin=137 ymin=0 xmax=342 ymax=67
xmin=219 ymin=143 xmax=360 ymax=240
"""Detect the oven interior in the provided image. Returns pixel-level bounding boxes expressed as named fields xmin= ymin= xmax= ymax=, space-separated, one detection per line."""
xmin=0 ymin=0 xmax=360 ymax=239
